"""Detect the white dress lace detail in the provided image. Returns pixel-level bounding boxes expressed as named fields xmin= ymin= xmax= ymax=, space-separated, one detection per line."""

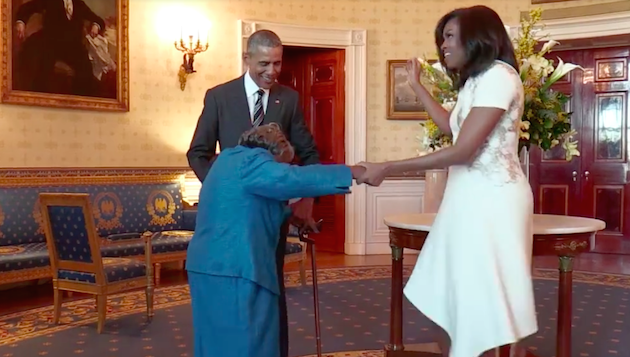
xmin=452 ymin=61 xmax=526 ymax=185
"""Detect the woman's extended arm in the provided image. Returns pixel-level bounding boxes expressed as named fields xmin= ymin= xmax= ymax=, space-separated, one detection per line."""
xmin=406 ymin=59 xmax=452 ymax=135
xmin=358 ymin=63 xmax=520 ymax=186
xmin=358 ymin=106 xmax=505 ymax=185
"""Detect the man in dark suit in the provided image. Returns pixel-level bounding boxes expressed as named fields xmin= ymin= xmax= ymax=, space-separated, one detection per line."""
xmin=186 ymin=29 xmax=319 ymax=357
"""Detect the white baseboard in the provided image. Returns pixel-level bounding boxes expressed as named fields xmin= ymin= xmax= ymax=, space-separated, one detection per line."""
xmin=365 ymin=179 xmax=425 ymax=255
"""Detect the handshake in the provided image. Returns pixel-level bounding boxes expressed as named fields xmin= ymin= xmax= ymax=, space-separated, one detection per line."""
xmin=349 ymin=162 xmax=390 ymax=186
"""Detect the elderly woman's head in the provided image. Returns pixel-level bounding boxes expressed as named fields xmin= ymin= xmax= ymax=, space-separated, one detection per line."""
xmin=238 ymin=123 xmax=295 ymax=163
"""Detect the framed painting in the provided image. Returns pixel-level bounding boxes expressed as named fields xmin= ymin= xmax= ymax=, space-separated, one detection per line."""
xmin=1 ymin=0 xmax=129 ymax=111
xmin=386 ymin=59 xmax=429 ymax=120
xmin=531 ymin=0 xmax=577 ymax=3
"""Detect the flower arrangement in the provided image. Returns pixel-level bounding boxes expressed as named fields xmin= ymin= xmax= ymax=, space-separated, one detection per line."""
xmin=515 ymin=8 xmax=581 ymax=160
xmin=416 ymin=59 xmax=456 ymax=153
xmin=416 ymin=8 xmax=581 ymax=161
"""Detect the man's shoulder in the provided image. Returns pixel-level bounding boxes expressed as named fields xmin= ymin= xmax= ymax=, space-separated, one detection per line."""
xmin=273 ymin=82 xmax=299 ymax=100
xmin=204 ymin=76 xmax=244 ymax=96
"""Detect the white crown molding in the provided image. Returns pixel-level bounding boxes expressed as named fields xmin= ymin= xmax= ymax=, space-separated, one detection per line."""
xmin=506 ymin=11 xmax=630 ymax=41
xmin=237 ymin=20 xmax=368 ymax=255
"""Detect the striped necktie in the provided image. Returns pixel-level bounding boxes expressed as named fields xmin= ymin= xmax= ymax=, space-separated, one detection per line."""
xmin=252 ymin=89 xmax=265 ymax=127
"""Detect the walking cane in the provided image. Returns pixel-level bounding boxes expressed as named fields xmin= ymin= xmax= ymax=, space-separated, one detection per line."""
xmin=297 ymin=219 xmax=324 ymax=357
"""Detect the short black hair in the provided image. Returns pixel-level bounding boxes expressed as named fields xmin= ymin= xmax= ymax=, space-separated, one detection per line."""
xmin=435 ymin=5 xmax=518 ymax=89
xmin=246 ymin=30 xmax=282 ymax=55
xmin=238 ymin=123 xmax=285 ymax=156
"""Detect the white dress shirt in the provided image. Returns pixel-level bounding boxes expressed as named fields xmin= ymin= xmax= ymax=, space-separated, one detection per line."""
xmin=244 ymin=70 xmax=269 ymax=123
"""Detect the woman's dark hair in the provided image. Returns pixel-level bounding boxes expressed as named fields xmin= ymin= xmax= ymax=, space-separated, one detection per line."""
xmin=435 ymin=5 xmax=518 ymax=89
xmin=238 ymin=122 xmax=285 ymax=156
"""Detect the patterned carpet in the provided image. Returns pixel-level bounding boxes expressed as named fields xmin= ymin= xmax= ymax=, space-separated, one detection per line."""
xmin=0 ymin=266 xmax=629 ymax=357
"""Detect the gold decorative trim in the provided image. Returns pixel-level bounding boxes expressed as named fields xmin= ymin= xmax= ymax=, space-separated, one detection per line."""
xmin=554 ymin=240 xmax=588 ymax=251
xmin=0 ymin=267 xmax=51 ymax=285
xmin=92 ymin=192 xmax=124 ymax=231
xmin=0 ymin=246 xmax=24 ymax=254
xmin=146 ymin=190 xmax=177 ymax=226
xmin=0 ymin=202 xmax=4 ymax=238
xmin=523 ymin=1 xmax=630 ymax=21
xmin=0 ymin=167 xmax=190 ymax=187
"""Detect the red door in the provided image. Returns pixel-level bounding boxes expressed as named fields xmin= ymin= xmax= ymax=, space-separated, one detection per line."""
xmin=529 ymin=50 xmax=584 ymax=217
xmin=279 ymin=46 xmax=346 ymax=253
xmin=530 ymin=45 xmax=630 ymax=253
xmin=580 ymin=46 xmax=630 ymax=252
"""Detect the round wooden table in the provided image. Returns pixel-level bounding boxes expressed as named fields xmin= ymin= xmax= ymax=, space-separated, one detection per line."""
xmin=383 ymin=213 xmax=606 ymax=357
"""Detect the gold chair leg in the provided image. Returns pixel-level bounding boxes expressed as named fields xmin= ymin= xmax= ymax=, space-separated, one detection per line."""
xmin=146 ymin=261 xmax=155 ymax=322
xmin=53 ymin=287 xmax=62 ymax=324
xmin=154 ymin=263 xmax=161 ymax=287
xmin=96 ymin=294 xmax=107 ymax=334
xmin=299 ymin=259 xmax=307 ymax=286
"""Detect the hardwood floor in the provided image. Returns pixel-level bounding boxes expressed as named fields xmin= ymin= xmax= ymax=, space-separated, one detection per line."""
xmin=1 ymin=251 xmax=629 ymax=317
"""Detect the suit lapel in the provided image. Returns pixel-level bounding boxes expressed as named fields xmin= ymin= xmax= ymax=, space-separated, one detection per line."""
xmin=229 ymin=76 xmax=255 ymax=129
xmin=264 ymin=84 xmax=282 ymax=126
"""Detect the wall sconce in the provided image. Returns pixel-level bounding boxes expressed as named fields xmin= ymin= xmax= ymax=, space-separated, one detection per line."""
xmin=174 ymin=31 xmax=209 ymax=90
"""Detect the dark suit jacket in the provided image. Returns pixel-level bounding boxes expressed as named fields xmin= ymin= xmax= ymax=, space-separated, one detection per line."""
xmin=186 ymin=75 xmax=320 ymax=182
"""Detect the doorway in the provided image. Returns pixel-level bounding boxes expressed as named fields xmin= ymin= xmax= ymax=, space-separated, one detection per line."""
xmin=529 ymin=34 xmax=630 ymax=254
xmin=279 ymin=45 xmax=346 ymax=253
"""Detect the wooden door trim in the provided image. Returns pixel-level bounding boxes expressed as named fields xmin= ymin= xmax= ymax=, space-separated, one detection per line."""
xmin=507 ymin=10 xmax=630 ymax=42
xmin=238 ymin=20 xmax=368 ymax=255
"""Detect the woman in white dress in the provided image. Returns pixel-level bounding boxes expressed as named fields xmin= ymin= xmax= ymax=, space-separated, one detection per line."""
xmin=358 ymin=5 xmax=537 ymax=357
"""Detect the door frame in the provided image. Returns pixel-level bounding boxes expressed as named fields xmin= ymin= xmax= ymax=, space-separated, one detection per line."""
xmin=506 ymin=11 xmax=630 ymax=41
xmin=237 ymin=20 xmax=368 ymax=255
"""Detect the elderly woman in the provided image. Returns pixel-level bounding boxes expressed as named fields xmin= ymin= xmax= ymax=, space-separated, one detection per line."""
xmin=186 ymin=123 xmax=365 ymax=357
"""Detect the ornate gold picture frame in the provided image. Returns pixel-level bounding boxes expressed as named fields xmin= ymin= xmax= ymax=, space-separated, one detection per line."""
xmin=386 ymin=59 xmax=429 ymax=120
xmin=1 ymin=0 xmax=129 ymax=112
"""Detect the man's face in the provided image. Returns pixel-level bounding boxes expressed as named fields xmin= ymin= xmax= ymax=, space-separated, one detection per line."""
xmin=244 ymin=45 xmax=283 ymax=89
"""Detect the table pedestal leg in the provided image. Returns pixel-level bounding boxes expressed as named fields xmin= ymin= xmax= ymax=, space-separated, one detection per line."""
xmin=557 ymin=256 xmax=573 ymax=357
xmin=387 ymin=244 xmax=404 ymax=353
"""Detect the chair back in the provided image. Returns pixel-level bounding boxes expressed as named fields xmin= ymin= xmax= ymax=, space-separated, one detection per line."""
xmin=39 ymin=193 xmax=106 ymax=284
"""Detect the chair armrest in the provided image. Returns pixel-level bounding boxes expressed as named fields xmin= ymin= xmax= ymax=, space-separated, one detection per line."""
xmin=101 ymin=232 xmax=144 ymax=246
xmin=286 ymin=236 xmax=306 ymax=255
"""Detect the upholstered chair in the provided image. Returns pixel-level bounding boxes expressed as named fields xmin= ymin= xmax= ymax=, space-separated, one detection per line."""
xmin=39 ymin=193 xmax=155 ymax=333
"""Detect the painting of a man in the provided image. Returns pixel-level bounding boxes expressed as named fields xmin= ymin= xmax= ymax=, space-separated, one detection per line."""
xmin=12 ymin=0 xmax=118 ymax=99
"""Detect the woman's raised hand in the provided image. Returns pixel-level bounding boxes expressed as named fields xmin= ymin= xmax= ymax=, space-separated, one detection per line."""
xmin=405 ymin=58 xmax=423 ymax=86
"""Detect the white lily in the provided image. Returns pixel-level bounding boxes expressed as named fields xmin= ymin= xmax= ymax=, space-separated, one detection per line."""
xmin=432 ymin=61 xmax=447 ymax=73
xmin=542 ymin=57 xmax=584 ymax=90
xmin=540 ymin=40 xmax=559 ymax=55
xmin=562 ymin=139 xmax=580 ymax=161
xmin=559 ymin=129 xmax=580 ymax=160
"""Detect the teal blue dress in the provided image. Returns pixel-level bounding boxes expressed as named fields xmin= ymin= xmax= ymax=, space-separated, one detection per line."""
xmin=186 ymin=146 xmax=353 ymax=357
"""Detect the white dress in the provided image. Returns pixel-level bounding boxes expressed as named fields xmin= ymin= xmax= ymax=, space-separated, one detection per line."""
xmin=403 ymin=60 xmax=538 ymax=357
